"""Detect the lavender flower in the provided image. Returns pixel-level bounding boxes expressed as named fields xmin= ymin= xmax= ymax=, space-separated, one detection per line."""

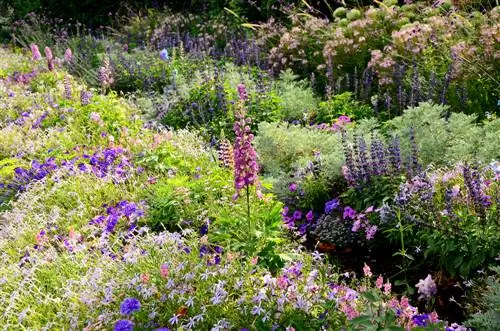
xmin=64 ymin=76 xmax=72 ymax=99
xmin=160 ymin=49 xmax=169 ymax=61
xmin=416 ymin=274 xmax=437 ymax=300
xmin=80 ymin=90 xmax=92 ymax=106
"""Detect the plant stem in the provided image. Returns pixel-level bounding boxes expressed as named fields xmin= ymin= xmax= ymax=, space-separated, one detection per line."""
xmin=246 ymin=185 xmax=251 ymax=234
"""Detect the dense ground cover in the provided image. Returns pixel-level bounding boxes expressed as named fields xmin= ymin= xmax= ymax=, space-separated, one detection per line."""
xmin=0 ymin=0 xmax=499 ymax=330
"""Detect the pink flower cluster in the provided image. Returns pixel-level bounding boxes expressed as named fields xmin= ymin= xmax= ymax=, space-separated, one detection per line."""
xmin=232 ymin=84 xmax=260 ymax=200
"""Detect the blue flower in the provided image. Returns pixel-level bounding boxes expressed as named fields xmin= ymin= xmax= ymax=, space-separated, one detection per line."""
xmin=324 ymin=199 xmax=339 ymax=214
xmin=120 ymin=298 xmax=141 ymax=315
xmin=114 ymin=319 xmax=134 ymax=331
xmin=159 ymin=49 xmax=169 ymax=61
xmin=412 ymin=314 xmax=429 ymax=327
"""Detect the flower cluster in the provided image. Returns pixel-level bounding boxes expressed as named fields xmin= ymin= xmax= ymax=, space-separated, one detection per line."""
xmin=217 ymin=138 xmax=234 ymax=169
xmin=89 ymin=200 xmax=145 ymax=233
xmin=342 ymin=133 xmax=419 ymax=187
xmin=232 ymin=84 xmax=260 ymax=199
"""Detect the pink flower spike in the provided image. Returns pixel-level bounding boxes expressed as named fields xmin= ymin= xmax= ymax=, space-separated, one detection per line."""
xmin=376 ymin=275 xmax=383 ymax=289
xmin=363 ymin=263 xmax=372 ymax=277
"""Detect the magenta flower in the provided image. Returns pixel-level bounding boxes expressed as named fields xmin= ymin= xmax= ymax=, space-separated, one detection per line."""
xmin=343 ymin=206 xmax=356 ymax=219
xmin=306 ymin=210 xmax=314 ymax=222
xmin=289 ymin=183 xmax=298 ymax=192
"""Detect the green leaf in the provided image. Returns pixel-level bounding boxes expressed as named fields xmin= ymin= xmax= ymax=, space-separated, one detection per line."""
xmin=362 ymin=291 xmax=381 ymax=302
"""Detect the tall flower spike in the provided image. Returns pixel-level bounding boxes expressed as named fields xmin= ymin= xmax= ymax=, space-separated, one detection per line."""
xmin=45 ymin=46 xmax=54 ymax=71
xmin=64 ymin=48 xmax=73 ymax=62
xmin=218 ymin=138 xmax=234 ymax=169
xmin=233 ymin=84 xmax=260 ymax=201
xmin=80 ymin=90 xmax=93 ymax=106
xmin=63 ymin=76 xmax=72 ymax=100
xmin=30 ymin=44 xmax=41 ymax=61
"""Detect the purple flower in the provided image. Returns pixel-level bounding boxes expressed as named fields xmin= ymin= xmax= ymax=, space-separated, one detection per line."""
xmin=365 ymin=225 xmax=378 ymax=240
xmin=237 ymin=83 xmax=248 ymax=101
xmin=154 ymin=328 xmax=170 ymax=331
xmin=114 ymin=320 xmax=134 ymax=331
xmin=120 ymin=298 xmax=141 ymax=315
xmin=306 ymin=210 xmax=314 ymax=222
xmin=200 ymin=224 xmax=209 ymax=235
xmin=343 ymin=206 xmax=356 ymax=220
xmin=292 ymin=210 xmax=302 ymax=220
xmin=289 ymin=183 xmax=298 ymax=192
xmin=412 ymin=314 xmax=429 ymax=327
xmin=233 ymin=107 xmax=260 ymax=199
xmin=325 ymin=199 xmax=339 ymax=214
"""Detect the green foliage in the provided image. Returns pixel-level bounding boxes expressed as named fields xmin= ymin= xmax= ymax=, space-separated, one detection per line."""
xmin=275 ymin=69 xmax=317 ymax=122
xmin=386 ymin=102 xmax=500 ymax=166
xmin=255 ymin=122 xmax=344 ymax=177
xmin=313 ymin=92 xmax=373 ymax=123
xmin=382 ymin=165 xmax=500 ymax=278
xmin=465 ymin=267 xmax=500 ymax=331
xmin=210 ymin=195 xmax=289 ymax=271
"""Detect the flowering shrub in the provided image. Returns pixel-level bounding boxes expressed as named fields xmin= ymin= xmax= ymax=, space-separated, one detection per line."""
xmin=380 ymin=163 xmax=500 ymax=277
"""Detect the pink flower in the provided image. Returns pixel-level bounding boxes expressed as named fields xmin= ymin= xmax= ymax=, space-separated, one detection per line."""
xmin=44 ymin=46 xmax=53 ymax=61
xmin=363 ymin=263 xmax=372 ymax=277
xmin=277 ymin=276 xmax=288 ymax=289
xmin=237 ymin=83 xmax=248 ymax=101
xmin=160 ymin=264 xmax=169 ymax=278
xmin=384 ymin=281 xmax=392 ymax=295
xmin=64 ymin=48 xmax=73 ymax=62
xmin=30 ymin=44 xmax=41 ymax=61
xmin=400 ymin=296 xmax=409 ymax=309
xmin=351 ymin=220 xmax=361 ymax=232
xmin=233 ymin=106 xmax=260 ymax=199
xmin=376 ymin=275 xmax=383 ymax=289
